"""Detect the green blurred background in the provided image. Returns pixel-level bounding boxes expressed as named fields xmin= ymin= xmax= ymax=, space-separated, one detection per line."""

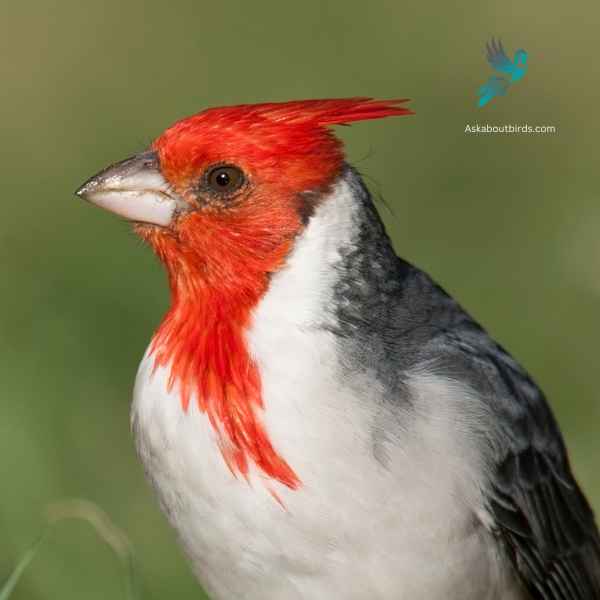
xmin=1 ymin=0 xmax=599 ymax=598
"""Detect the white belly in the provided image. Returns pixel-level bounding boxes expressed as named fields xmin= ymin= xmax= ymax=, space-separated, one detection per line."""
xmin=132 ymin=346 xmax=519 ymax=600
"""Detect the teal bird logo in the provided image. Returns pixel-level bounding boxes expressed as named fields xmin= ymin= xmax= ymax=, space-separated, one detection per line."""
xmin=477 ymin=38 xmax=528 ymax=107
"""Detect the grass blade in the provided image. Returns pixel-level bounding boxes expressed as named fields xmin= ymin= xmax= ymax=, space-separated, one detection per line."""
xmin=0 ymin=532 xmax=47 ymax=600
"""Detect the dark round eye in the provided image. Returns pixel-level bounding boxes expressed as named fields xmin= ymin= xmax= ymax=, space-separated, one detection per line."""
xmin=206 ymin=165 xmax=245 ymax=195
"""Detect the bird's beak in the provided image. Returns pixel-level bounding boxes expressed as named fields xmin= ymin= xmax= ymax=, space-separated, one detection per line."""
xmin=75 ymin=150 xmax=188 ymax=227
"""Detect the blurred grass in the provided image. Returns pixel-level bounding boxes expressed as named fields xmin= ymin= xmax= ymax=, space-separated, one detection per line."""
xmin=1 ymin=0 xmax=599 ymax=598
xmin=1 ymin=500 xmax=139 ymax=600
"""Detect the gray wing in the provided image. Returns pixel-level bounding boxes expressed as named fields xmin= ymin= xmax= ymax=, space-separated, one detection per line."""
xmin=486 ymin=37 xmax=514 ymax=73
xmin=448 ymin=332 xmax=600 ymax=599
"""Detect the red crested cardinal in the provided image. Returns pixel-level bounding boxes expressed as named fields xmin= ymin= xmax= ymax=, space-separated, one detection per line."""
xmin=77 ymin=98 xmax=600 ymax=599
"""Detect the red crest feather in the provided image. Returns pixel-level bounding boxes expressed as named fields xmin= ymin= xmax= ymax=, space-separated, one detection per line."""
xmin=227 ymin=97 xmax=413 ymax=126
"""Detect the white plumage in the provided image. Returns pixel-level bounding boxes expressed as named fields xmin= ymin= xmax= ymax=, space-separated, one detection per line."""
xmin=132 ymin=178 xmax=522 ymax=599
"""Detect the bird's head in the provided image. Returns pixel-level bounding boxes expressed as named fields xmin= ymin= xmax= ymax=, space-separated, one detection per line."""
xmin=77 ymin=98 xmax=412 ymax=299
xmin=514 ymin=49 xmax=528 ymax=67
xmin=76 ymin=98 xmax=412 ymax=487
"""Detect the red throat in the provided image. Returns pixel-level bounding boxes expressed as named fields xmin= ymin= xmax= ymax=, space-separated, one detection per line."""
xmin=146 ymin=204 xmax=303 ymax=490
xmin=143 ymin=97 xmax=413 ymax=490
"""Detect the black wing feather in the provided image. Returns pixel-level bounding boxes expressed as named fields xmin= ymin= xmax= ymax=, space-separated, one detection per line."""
xmin=454 ymin=340 xmax=600 ymax=599
xmin=491 ymin=439 xmax=600 ymax=599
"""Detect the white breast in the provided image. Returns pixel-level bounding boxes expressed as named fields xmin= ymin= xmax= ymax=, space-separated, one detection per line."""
xmin=131 ymin=177 xmax=522 ymax=599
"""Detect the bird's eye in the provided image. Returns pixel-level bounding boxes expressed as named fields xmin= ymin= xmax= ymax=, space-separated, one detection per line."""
xmin=206 ymin=165 xmax=245 ymax=196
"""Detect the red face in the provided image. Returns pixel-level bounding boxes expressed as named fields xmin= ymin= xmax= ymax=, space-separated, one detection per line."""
xmin=77 ymin=98 xmax=411 ymax=289
xmin=142 ymin=102 xmax=349 ymax=291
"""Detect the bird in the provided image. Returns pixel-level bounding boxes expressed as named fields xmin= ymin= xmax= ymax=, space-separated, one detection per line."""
xmin=477 ymin=38 xmax=528 ymax=107
xmin=76 ymin=98 xmax=600 ymax=599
